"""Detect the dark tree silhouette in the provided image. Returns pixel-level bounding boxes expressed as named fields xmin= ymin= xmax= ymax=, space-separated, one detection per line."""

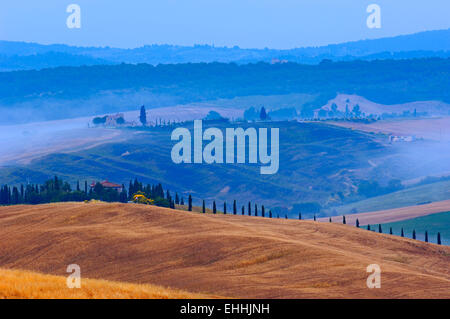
xmin=401 ymin=228 xmax=404 ymax=237
xmin=378 ymin=224 xmax=382 ymax=233
xmin=139 ymin=105 xmax=147 ymax=126
xmin=241 ymin=206 xmax=245 ymax=215
xmin=269 ymin=210 xmax=272 ymax=218
xmin=437 ymin=232 xmax=441 ymax=245
xmin=425 ymin=231 xmax=428 ymax=242
xmin=313 ymin=215 xmax=316 ymax=221
xmin=260 ymin=107 xmax=267 ymax=120
xmin=223 ymin=202 xmax=227 ymax=214
xmin=213 ymin=201 xmax=217 ymax=214
xmin=356 ymin=219 xmax=359 ymax=228
xmin=343 ymin=215 xmax=346 ymax=224
xmin=202 ymin=200 xmax=206 ymax=214
xmin=188 ymin=195 xmax=192 ymax=211
xmin=367 ymin=225 xmax=371 ymax=231
xmin=254 ymin=204 xmax=258 ymax=217
xmin=262 ymin=205 xmax=265 ymax=217
xmin=233 ymin=200 xmax=237 ymax=215
xmin=299 ymin=213 xmax=302 ymax=220
xmin=248 ymin=202 xmax=251 ymax=216
xmin=389 ymin=227 xmax=393 ymax=235
xmin=412 ymin=229 xmax=416 ymax=240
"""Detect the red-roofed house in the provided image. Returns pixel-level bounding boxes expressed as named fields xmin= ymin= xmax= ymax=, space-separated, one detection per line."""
xmin=90 ymin=180 xmax=123 ymax=193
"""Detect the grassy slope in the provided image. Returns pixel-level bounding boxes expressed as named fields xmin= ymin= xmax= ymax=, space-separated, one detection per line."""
xmin=0 ymin=268 xmax=215 ymax=299
xmin=0 ymin=202 xmax=449 ymax=299
xmin=367 ymin=212 xmax=450 ymax=246
xmin=0 ymin=121 xmax=386 ymax=207
xmin=330 ymin=180 xmax=450 ymax=215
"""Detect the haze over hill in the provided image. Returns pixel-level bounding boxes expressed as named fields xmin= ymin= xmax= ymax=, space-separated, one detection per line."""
xmin=1 ymin=58 xmax=449 ymax=124
xmin=0 ymin=29 xmax=449 ymax=71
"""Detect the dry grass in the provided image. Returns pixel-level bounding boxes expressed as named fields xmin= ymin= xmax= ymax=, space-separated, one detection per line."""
xmin=0 ymin=202 xmax=449 ymax=299
xmin=0 ymin=268 xmax=214 ymax=299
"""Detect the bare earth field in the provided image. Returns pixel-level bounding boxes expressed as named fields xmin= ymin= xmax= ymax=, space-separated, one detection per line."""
xmin=0 ymin=202 xmax=449 ymax=299
xmin=318 ymin=199 xmax=450 ymax=225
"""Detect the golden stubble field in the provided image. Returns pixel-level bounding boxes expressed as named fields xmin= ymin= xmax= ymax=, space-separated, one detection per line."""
xmin=0 ymin=202 xmax=449 ymax=299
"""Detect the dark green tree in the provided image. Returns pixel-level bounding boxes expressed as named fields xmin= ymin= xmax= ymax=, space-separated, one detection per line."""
xmin=241 ymin=205 xmax=245 ymax=215
xmin=412 ymin=229 xmax=416 ymax=240
xmin=343 ymin=215 xmax=346 ymax=224
xmin=298 ymin=212 xmax=302 ymax=220
xmin=254 ymin=204 xmax=258 ymax=217
xmin=401 ymin=228 xmax=404 ymax=237
xmin=389 ymin=227 xmax=393 ymax=235
xmin=202 ymin=200 xmax=206 ymax=214
xmin=425 ymin=231 xmax=428 ymax=242
xmin=233 ymin=200 xmax=237 ymax=215
xmin=139 ymin=105 xmax=147 ymax=126
xmin=248 ymin=202 xmax=251 ymax=216
xmin=223 ymin=202 xmax=227 ymax=214
xmin=188 ymin=195 xmax=192 ymax=211
xmin=261 ymin=205 xmax=265 ymax=217
xmin=213 ymin=201 xmax=217 ymax=214
xmin=378 ymin=224 xmax=382 ymax=233
xmin=437 ymin=232 xmax=441 ymax=245
xmin=260 ymin=107 xmax=267 ymax=120
xmin=356 ymin=219 xmax=359 ymax=228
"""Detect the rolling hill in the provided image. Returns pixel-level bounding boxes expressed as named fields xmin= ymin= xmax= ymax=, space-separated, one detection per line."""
xmin=0 ymin=202 xmax=449 ymax=298
xmin=1 ymin=29 xmax=449 ymax=69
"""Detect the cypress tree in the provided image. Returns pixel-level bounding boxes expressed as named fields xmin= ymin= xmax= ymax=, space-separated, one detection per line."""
xmin=356 ymin=219 xmax=359 ymax=228
xmin=223 ymin=202 xmax=227 ymax=214
xmin=202 ymin=200 xmax=206 ymax=214
xmin=139 ymin=105 xmax=147 ymax=126
xmin=233 ymin=200 xmax=237 ymax=215
xmin=389 ymin=227 xmax=393 ymax=235
xmin=269 ymin=210 xmax=272 ymax=218
xmin=401 ymin=228 xmax=404 ymax=237
xmin=213 ymin=201 xmax=217 ymax=214
xmin=437 ymin=232 xmax=441 ymax=245
xmin=412 ymin=229 xmax=416 ymax=240
xmin=254 ymin=204 xmax=258 ymax=217
xmin=298 ymin=212 xmax=302 ymax=220
xmin=329 ymin=217 xmax=332 ymax=223
xmin=367 ymin=224 xmax=371 ymax=231
xmin=175 ymin=193 xmax=180 ymax=205
xmin=425 ymin=231 xmax=428 ymax=243
xmin=241 ymin=205 xmax=245 ymax=215
xmin=285 ymin=214 xmax=288 ymax=219
xmin=313 ymin=215 xmax=316 ymax=221
xmin=248 ymin=202 xmax=251 ymax=216
xmin=76 ymin=181 xmax=80 ymax=192
xmin=277 ymin=214 xmax=279 ymax=219
xmin=181 ymin=197 xmax=185 ymax=205
xmin=378 ymin=224 xmax=382 ymax=233
xmin=262 ymin=205 xmax=265 ymax=218
xmin=188 ymin=195 xmax=192 ymax=211
xmin=343 ymin=215 xmax=346 ymax=224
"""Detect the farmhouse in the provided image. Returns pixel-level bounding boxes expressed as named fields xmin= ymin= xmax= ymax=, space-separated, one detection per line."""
xmin=90 ymin=180 xmax=123 ymax=193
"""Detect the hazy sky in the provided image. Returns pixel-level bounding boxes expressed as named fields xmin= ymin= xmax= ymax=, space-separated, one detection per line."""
xmin=0 ymin=0 xmax=449 ymax=49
